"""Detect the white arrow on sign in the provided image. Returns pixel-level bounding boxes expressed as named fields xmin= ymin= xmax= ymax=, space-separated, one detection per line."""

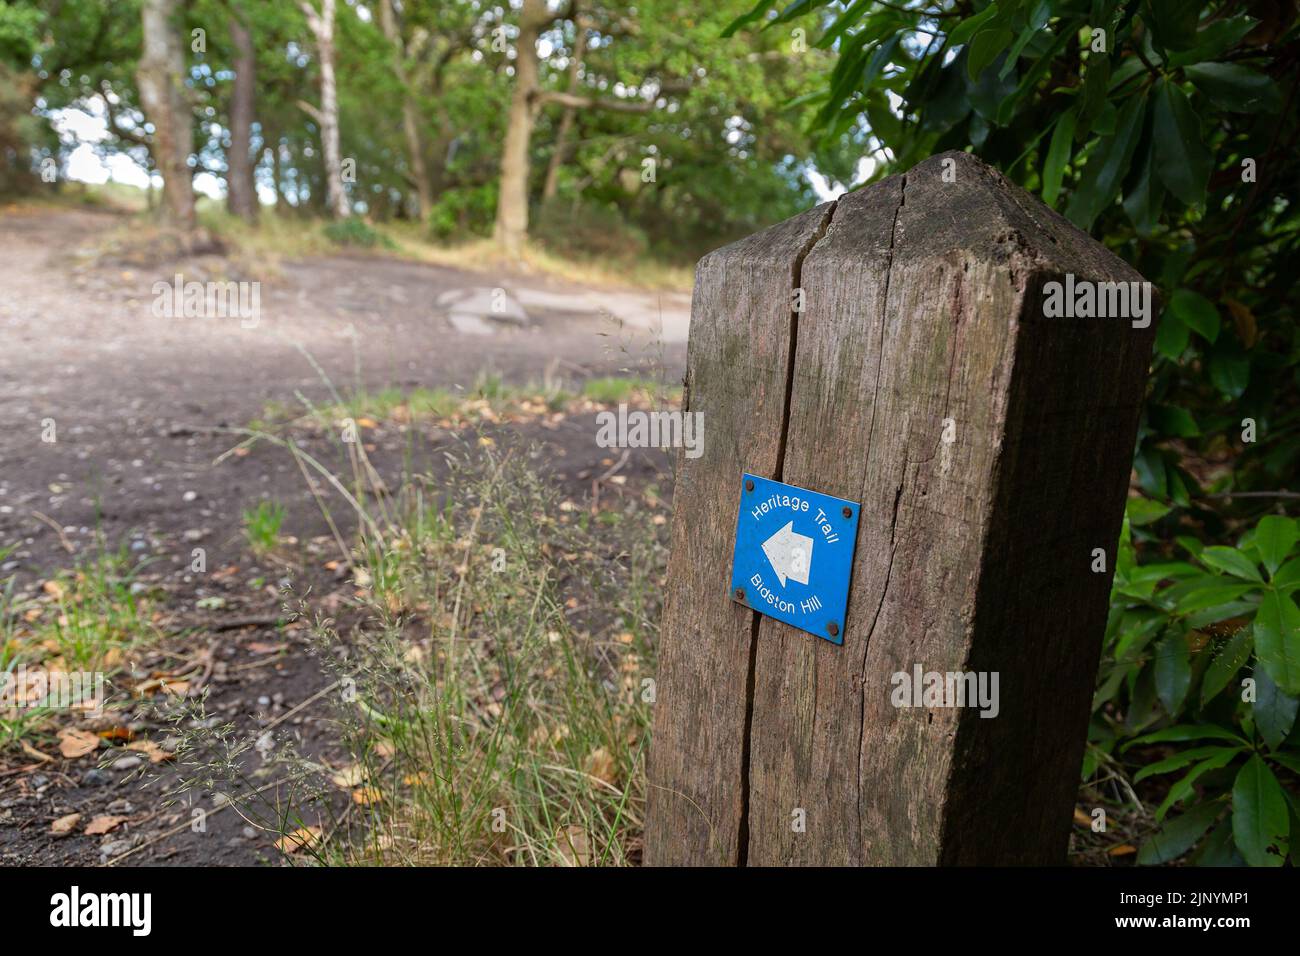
xmin=762 ymin=521 xmax=813 ymax=587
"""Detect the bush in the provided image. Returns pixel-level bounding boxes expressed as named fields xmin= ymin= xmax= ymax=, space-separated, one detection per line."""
xmin=1091 ymin=510 xmax=1300 ymax=865
xmin=531 ymin=197 xmax=649 ymax=261
xmin=323 ymin=218 xmax=394 ymax=249
xmin=426 ymin=183 xmax=498 ymax=242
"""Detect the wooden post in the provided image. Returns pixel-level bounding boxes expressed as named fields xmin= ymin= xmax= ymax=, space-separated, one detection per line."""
xmin=645 ymin=152 xmax=1156 ymax=866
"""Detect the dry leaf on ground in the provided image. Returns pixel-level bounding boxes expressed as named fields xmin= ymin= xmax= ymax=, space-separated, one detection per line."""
xmin=275 ymin=826 xmax=322 ymax=854
xmin=556 ymin=825 xmax=591 ymax=867
xmin=124 ymin=740 xmax=174 ymax=764
xmin=84 ymin=815 xmax=127 ymax=836
xmin=50 ymin=813 xmax=81 ymax=836
xmin=59 ymin=728 xmax=100 ymax=759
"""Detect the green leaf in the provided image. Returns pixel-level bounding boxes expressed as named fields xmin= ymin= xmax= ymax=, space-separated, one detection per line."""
xmin=946 ymin=5 xmax=1002 ymax=47
xmin=1186 ymin=62 xmax=1281 ymax=112
xmin=1208 ymin=348 xmax=1251 ymax=398
xmin=1150 ymin=404 xmax=1200 ymax=439
xmin=1065 ymin=90 xmax=1149 ymax=230
xmin=1257 ymin=516 xmax=1299 ymax=576
xmin=1138 ymin=800 xmax=1223 ymax=864
xmin=1166 ymin=15 xmax=1259 ymax=67
xmin=967 ymin=27 xmax=1013 ymax=81
xmin=1168 ymin=288 xmax=1220 ymax=343
xmin=1201 ymin=627 xmax=1254 ymax=706
xmin=1153 ymin=79 xmax=1211 ymax=208
xmin=1200 ymin=546 xmax=1263 ymax=582
xmin=1123 ymin=108 xmax=1165 ymax=236
xmin=1135 ymin=744 xmax=1243 ymax=783
xmin=1155 ymin=306 xmax=1191 ymax=360
xmin=721 ymin=0 xmax=777 ymax=38
xmin=1146 ymin=0 xmax=1202 ymax=52
xmin=1232 ymin=755 xmax=1290 ymax=866
xmin=1272 ymin=557 xmax=1300 ymax=593
xmin=1255 ymin=590 xmax=1300 ymax=695
xmin=1155 ymin=631 xmax=1192 ymax=714
xmin=1076 ymin=55 xmax=1113 ymax=139
xmin=1254 ymin=666 xmax=1300 ymax=751
xmin=1126 ymin=496 xmax=1170 ymax=527
xmin=1184 ymin=601 xmax=1256 ymax=629
xmin=1128 ymin=723 xmax=1248 ymax=748
xmin=1155 ymin=749 xmax=1241 ymax=821
xmin=1168 ymin=578 xmax=1256 ymax=614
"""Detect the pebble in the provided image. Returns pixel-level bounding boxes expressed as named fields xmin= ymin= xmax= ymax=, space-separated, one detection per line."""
xmin=110 ymin=755 xmax=143 ymax=772
xmin=80 ymin=768 xmax=112 ymax=787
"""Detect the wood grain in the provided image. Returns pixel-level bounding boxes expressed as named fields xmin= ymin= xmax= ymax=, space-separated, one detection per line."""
xmin=643 ymin=202 xmax=835 ymax=865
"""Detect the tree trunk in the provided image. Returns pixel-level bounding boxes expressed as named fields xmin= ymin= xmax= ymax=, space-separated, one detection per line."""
xmin=266 ymin=134 xmax=285 ymax=211
xmin=542 ymin=16 xmax=587 ymax=202
xmin=227 ymin=15 xmax=258 ymax=222
xmin=379 ymin=0 xmax=431 ymax=219
xmin=136 ymin=0 xmax=195 ymax=230
xmin=300 ymin=0 xmax=349 ymax=218
xmin=493 ymin=0 xmax=548 ymax=259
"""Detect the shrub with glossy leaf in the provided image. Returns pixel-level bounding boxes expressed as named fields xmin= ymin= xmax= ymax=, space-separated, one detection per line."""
xmin=1099 ymin=510 xmax=1299 ymax=865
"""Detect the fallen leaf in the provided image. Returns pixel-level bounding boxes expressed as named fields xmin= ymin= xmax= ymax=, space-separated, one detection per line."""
xmin=124 ymin=740 xmax=174 ymax=764
xmin=1108 ymin=844 xmax=1137 ymax=857
xmin=42 ymin=580 xmax=65 ymax=599
xmin=1072 ymin=808 xmax=1092 ymax=827
xmin=84 ymin=815 xmax=127 ymax=836
xmin=585 ymin=748 xmax=617 ymax=786
xmin=59 ymin=728 xmax=100 ymax=759
xmin=352 ymin=786 xmax=382 ymax=805
xmin=247 ymin=641 xmax=287 ymax=655
xmin=355 ymin=417 xmax=378 ymax=429
xmin=21 ymin=740 xmax=55 ymax=763
xmin=556 ymin=824 xmax=591 ymax=867
xmin=50 ymin=813 xmax=81 ymax=836
xmin=275 ymin=826 xmax=322 ymax=854
xmin=330 ymin=764 xmax=368 ymax=788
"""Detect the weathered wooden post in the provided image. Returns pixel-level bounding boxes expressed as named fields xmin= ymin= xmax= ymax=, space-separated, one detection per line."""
xmin=645 ymin=152 xmax=1156 ymax=865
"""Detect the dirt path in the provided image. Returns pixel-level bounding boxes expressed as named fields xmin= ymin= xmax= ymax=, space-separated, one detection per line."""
xmin=0 ymin=205 xmax=686 ymax=865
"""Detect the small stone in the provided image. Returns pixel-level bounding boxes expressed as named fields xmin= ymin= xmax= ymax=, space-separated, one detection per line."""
xmin=81 ymin=768 xmax=112 ymax=787
xmin=110 ymin=755 xmax=143 ymax=772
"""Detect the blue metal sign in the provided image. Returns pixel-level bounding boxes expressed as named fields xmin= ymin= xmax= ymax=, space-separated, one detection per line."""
xmin=729 ymin=473 xmax=861 ymax=645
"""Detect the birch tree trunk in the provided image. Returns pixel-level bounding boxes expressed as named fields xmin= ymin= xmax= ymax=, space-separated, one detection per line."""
xmin=226 ymin=14 xmax=258 ymax=222
xmin=300 ymin=0 xmax=349 ymax=219
xmin=136 ymin=0 xmax=195 ymax=230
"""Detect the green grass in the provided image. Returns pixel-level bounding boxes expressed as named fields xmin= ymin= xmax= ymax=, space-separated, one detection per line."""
xmin=581 ymin=376 xmax=681 ymax=405
xmin=248 ymin=374 xmax=678 ymax=438
xmin=243 ymin=500 xmax=287 ymax=556
xmin=1 ymin=544 xmax=160 ymax=751
xmin=169 ymin=438 xmax=669 ymax=866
